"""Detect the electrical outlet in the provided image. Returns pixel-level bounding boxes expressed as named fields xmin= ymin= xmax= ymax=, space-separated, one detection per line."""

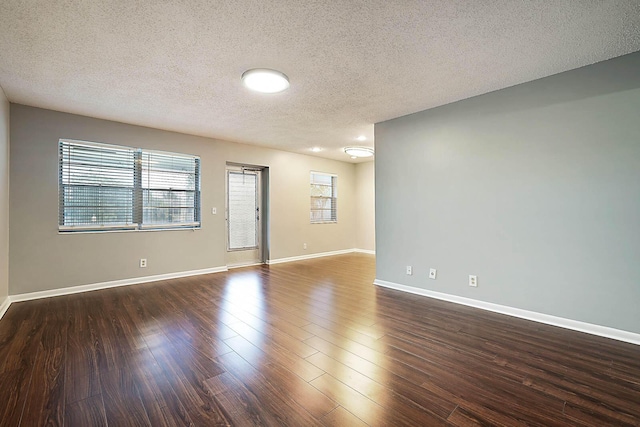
xmin=469 ymin=275 xmax=477 ymax=287
xmin=303 ymin=243 xmax=307 ymax=250
xmin=429 ymin=268 xmax=437 ymax=279
xmin=211 ymin=207 xmax=217 ymax=215
xmin=406 ymin=266 xmax=413 ymax=275
xmin=140 ymin=258 xmax=147 ymax=268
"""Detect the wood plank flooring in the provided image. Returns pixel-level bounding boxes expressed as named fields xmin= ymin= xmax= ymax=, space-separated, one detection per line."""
xmin=0 ymin=253 xmax=639 ymax=426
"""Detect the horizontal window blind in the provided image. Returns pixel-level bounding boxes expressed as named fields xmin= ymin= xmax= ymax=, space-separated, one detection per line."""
xmin=228 ymin=171 xmax=258 ymax=249
xmin=59 ymin=141 xmax=136 ymax=229
xmin=310 ymin=172 xmax=337 ymax=223
xmin=141 ymin=151 xmax=200 ymax=228
xmin=59 ymin=139 xmax=201 ymax=232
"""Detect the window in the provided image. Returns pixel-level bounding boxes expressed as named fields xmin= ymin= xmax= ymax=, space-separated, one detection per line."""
xmin=141 ymin=150 xmax=200 ymax=228
xmin=59 ymin=139 xmax=200 ymax=232
xmin=310 ymin=172 xmax=337 ymax=223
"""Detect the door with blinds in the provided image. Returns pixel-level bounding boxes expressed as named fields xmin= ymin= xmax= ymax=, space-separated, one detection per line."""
xmin=225 ymin=165 xmax=263 ymax=267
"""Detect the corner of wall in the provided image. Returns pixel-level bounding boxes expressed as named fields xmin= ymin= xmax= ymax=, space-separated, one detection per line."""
xmin=0 ymin=295 xmax=10 ymax=320
xmin=355 ymin=160 xmax=375 ymax=252
xmin=0 ymin=85 xmax=10 ymax=306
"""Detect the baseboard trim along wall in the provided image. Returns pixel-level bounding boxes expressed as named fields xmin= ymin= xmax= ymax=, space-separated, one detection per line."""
xmin=227 ymin=262 xmax=264 ymax=269
xmin=374 ymin=278 xmax=640 ymax=346
xmin=0 ymin=297 xmax=10 ymax=320
xmin=8 ymin=266 xmax=229 ymax=306
xmin=266 ymin=248 xmax=357 ymax=265
xmin=353 ymin=248 xmax=376 ymax=255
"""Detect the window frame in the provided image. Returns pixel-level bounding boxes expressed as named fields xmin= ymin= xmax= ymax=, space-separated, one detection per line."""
xmin=58 ymin=139 xmax=201 ymax=233
xmin=310 ymin=171 xmax=337 ymax=224
xmin=139 ymin=148 xmax=201 ymax=230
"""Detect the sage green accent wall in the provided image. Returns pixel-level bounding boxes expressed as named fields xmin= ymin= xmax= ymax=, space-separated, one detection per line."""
xmin=375 ymin=52 xmax=640 ymax=334
xmin=9 ymin=105 xmax=357 ymax=294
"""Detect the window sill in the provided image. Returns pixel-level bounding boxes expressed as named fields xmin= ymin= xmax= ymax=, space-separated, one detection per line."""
xmin=58 ymin=226 xmax=201 ymax=235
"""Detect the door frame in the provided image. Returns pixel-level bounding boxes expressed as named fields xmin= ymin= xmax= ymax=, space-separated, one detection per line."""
xmin=224 ymin=163 xmax=269 ymax=267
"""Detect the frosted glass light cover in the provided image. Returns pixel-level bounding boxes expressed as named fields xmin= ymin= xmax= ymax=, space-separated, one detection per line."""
xmin=344 ymin=147 xmax=374 ymax=158
xmin=242 ymin=69 xmax=290 ymax=93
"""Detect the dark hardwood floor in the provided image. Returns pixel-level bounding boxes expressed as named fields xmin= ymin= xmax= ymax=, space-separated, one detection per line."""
xmin=0 ymin=253 xmax=639 ymax=426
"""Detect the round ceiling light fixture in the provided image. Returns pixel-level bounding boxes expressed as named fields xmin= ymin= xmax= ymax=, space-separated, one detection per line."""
xmin=310 ymin=147 xmax=322 ymax=152
xmin=344 ymin=147 xmax=374 ymax=158
xmin=242 ymin=68 xmax=290 ymax=93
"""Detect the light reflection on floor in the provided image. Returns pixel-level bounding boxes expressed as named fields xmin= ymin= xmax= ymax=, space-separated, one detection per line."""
xmin=308 ymin=284 xmax=335 ymax=327
xmin=222 ymin=272 xmax=265 ymax=322
xmin=220 ymin=271 xmax=267 ymax=365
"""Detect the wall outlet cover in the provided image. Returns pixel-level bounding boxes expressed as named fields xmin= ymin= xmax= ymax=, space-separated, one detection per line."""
xmin=429 ymin=268 xmax=437 ymax=279
xmin=469 ymin=275 xmax=477 ymax=287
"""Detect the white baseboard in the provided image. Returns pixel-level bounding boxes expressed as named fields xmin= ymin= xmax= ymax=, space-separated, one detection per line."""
xmin=9 ymin=266 xmax=228 ymax=304
xmin=227 ymin=262 xmax=264 ymax=269
xmin=374 ymin=279 xmax=640 ymax=346
xmin=267 ymin=248 xmax=356 ymax=265
xmin=0 ymin=296 xmax=10 ymax=320
xmin=353 ymin=248 xmax=376 ymax=255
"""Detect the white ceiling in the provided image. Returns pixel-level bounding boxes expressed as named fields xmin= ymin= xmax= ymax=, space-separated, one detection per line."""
xmin=1 ymin=1 xmax=639 ymax=162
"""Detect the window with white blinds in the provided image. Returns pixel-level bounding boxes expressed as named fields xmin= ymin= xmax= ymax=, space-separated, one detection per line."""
xmin=310 ymin=172 xmax=337 ymax=223
xmin=141 ymin=150 xmax=200 ymax=228
xmin=227 ymin=171 xmax=258 ymax=249
xmin=59 ymin=139 xmax=201 ymax=232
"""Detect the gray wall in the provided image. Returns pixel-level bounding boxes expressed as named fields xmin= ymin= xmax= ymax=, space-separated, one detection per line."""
xmin=10 ymin=105 xmax=357 ymax=294
xmin=355 ymin=161 xmax=375 ymax=252
xmin=375 ymin=52 xmax=640 ymax=334
xmin=0 ymin=88 xmax=8 ymax=305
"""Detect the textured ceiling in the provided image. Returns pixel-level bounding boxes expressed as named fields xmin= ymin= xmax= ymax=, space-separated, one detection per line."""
xmin=1 ymin=1 xmax=639 ymax=162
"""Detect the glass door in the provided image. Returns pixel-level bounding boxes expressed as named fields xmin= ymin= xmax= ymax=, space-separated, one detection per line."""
xmin=225 ymin=166 xmax=262 ymax=267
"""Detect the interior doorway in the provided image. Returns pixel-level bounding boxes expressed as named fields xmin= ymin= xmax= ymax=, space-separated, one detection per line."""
xmin=225 ymin=164 xmax=268 ymax=267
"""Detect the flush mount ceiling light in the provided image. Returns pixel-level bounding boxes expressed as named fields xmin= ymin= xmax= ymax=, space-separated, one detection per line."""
xmin=344 ymin=147 xmax=374 ymax=158
xmin=241 ymin=68 xmax=290 ymax=93
xmin=310 ymin=147 xmax=322 ymax=152
xmin=356 ymin=135 xmax=367 ymax=141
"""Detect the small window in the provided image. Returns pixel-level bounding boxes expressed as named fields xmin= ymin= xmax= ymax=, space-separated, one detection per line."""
xmin=310 ymin=172 xmax=337 ymax=223
xmin=59 ymin=139 xmax=200 ymax=232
